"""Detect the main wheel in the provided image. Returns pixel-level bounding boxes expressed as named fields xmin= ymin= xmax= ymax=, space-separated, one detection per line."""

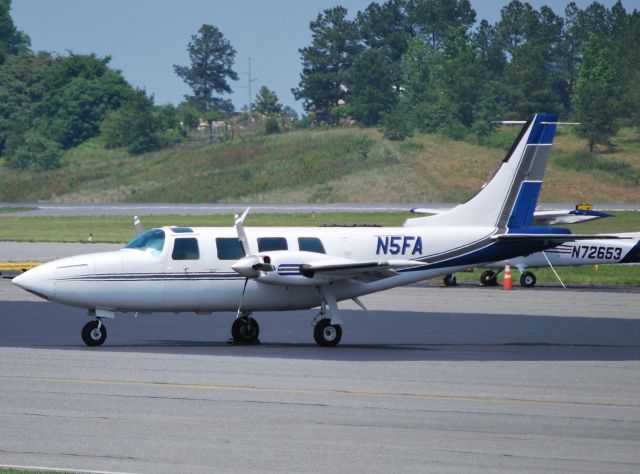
xmin=443 ymin=274 xmax=457 ymax=286
xmin=231 ymin=316 xmax=260 ymax=344
xmin=81 ymin=320 xmax=107 ymax=346
xmin=520 ymin=271 xmax=537 ymax=288
xmin=313 ymin=319 xmax=342 ymax=347
xmin=480 ymin=270 xmax=498 ymax=286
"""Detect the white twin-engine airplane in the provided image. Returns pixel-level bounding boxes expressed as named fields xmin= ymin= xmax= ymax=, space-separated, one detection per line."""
xmin=12 ymin=114 xmax=621 ymax=347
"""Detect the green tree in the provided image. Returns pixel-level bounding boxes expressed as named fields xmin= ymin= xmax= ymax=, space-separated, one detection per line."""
xmin=264 ymin=116 xmax=281 ymax=134
xmin=356 ymin=0 xmax=412 ymax=91
xmin=6 ymin=130 xmax=61 ymax=170
xmin=293 ymin=7 xmax=362 ymax=123
xmin=101 ymin=90 xmax=160 ymax=154
xmin=174 ymin=24 xmax=238 ymax=114
xmin=254 ymin=86 xmax=282 ymax=115
xmin=42 ymin=56 xmax=132 ymax=148
xmin=573 ymin=38 xmax=619 ymax=152
xmin=495 ymin=0 xmax=540 ymax=57
xmin=179 ymin=105 xmax=201 ymax=130
xmin=407 ymin=0 xmax=476 ymax=49
xmin=0 ymin=52 xmax=54 ymax=156
xmin=609 ymin=4 xmax=640 ymax=127
xmin=347 ymin=49 xmax=396 ymax=126
xmin=382 ymin=103 xmax=412 ymax=140
xmin=154 ymin=104 xmax=185 ymax=147
xmin=0 ymin=0 xmax=30 ymax=64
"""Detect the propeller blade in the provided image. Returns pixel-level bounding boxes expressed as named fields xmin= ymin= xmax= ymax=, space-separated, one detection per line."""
xmin=133 ymin=215 xmax=144 ymax=236
xmin=234 ymin=208 xmax=251 ymax=256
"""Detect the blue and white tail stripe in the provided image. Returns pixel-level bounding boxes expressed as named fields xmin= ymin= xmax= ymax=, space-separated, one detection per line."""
xmin=405 ymin=113 xmax=559 ymax=230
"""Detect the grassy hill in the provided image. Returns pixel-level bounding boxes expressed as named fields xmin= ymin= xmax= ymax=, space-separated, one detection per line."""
xmin=0 ymin=126 xmax=639 ymax=204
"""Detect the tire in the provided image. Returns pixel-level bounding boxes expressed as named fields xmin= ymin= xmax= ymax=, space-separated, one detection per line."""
xmin=520 ymin=271 xmax=537 ymax=288
xmin=443 ymin=274 xmax=457 ymax=286
xmin=231 ymin=316 xmax=260 ymax=344
xmin=81 ymin=320 xmax=107 ymax=346
xmin=480 ymin=270 xmax=498 ymax=286
xmin=313 ymin=319 xmax=342 ymax=347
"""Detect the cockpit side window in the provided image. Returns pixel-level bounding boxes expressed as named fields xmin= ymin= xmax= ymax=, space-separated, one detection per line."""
xmin=125 ymin=229 xmax=165 ymax=253
xmin=172 ymin=238 xmax=200 ymax=260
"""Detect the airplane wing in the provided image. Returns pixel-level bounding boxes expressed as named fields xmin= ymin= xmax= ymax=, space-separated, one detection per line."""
xmin=412 ymin=207 xmax=614 ymax=225
xmin=300 ymin=259 xmax=421 ymax=281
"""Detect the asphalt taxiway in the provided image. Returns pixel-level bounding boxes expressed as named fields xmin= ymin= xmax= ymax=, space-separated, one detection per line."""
xmin=1 ymin=279 xmax=639 ymax=473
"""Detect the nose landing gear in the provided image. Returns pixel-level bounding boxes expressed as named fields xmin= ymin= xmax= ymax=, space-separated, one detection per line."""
xmin=81 ymin=319 xmax=107 ymax=346
xmin=230 ymin=312 xmax=260 ymax=344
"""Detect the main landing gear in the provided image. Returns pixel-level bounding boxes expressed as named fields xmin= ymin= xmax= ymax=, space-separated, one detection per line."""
xmin=311 ymin=287 xmax=343 ymax=347
xmin=442 ymin=274 xmax=457 ymax=287
xmin=81 ymin=319 xmax=107 ymax=346
xmin=479 ymin=269 xmax=537 ymax=287
xmin=480 ymin=270 xmax=500 ymax=286
xmin=313 ymin=316 xmax=342 ymax=347
xmin=231 ymin=312 xmax=260 ymax=344
xmin=519 ymin=270 xmax=537 ymax=288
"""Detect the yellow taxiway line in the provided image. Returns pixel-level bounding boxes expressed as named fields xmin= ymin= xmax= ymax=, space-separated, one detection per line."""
xmin=0 ymin=262 xmax=41 ymax=271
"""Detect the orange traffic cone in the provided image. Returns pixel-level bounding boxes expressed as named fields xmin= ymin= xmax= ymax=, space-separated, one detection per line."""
xmin=502 ymin=263 xmax=514 ymax=290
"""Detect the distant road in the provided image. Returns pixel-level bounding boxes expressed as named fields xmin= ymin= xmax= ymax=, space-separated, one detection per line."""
xmin=2 ymin=202 xmax=640 ymax=217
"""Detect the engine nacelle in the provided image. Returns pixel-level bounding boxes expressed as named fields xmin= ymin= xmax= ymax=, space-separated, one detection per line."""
xmin=235 ymin=251 xmax=354 ymax=286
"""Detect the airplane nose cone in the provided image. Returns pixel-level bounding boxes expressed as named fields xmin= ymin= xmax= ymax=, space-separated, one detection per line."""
xmin=12 ymin=264 xmax=55 ymax=300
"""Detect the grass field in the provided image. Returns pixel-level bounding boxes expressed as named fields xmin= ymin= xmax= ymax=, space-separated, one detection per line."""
xmin=1 ymin=210 xmax=638 ymax=243
xmin=461 ymin=264 xmax=639 ymax=286
xmin=1 ymin=126 xmax=640 ymax=204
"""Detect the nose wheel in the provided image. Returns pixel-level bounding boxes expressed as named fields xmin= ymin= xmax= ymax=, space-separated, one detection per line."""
xmin=231 ymin=313 xmax=260 ymax=344
xmin=81 ymin=319 xmax=107 ymax=346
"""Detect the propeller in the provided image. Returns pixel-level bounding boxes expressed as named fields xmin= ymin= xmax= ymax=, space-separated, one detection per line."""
xmin=231 ymin=208 xmax=276 ymax=316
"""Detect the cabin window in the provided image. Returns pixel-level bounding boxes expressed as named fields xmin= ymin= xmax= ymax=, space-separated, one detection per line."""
xmin=216 ymin=238 xmax=245 ymax=260
xmin=258 ymin=237 xmax=288 ymax=252
xmin=125 ymin=229 xmax=165 ymax=253
xmin=172 ymin=238 xmax=200 ymax=260
xmin=298 ymin=237 xmax=325 ymax=254
xmin=171 ymin=227 xmax=193 ymax=233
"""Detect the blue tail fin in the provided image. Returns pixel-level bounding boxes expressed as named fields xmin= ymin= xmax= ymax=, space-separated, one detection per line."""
xmin=405 ymin=113 xmax=558 ymax=229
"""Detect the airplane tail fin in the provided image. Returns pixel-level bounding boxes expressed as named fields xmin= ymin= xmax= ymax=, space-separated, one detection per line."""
xmin=405 ymin=113 xmax=558 ymax=229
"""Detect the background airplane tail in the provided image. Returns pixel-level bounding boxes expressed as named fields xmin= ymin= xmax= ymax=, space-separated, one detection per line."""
xmin=405 ymin=113 xmax=558 ymax=229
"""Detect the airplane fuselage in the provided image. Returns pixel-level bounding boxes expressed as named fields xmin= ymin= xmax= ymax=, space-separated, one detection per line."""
xmin=487 ymin=232 xmax=640 ymax=271
xmin=18 ymin=223 xmax=540 ymax=314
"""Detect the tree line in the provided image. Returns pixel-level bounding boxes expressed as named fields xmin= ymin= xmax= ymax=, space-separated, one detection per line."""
xmin=293 ymin=0 xmax=640 ymax=148
xmin=1 ymin=0 xmax=638 ymax=173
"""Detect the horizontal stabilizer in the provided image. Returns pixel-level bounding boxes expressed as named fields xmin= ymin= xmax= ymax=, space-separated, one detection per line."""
xmin=532 ymin=209 xmax=614 ymax=226
xmin=492 ymin=233 xmax=628 ymax=243
xmin=411 ymin=207 xmax=614 ymax=226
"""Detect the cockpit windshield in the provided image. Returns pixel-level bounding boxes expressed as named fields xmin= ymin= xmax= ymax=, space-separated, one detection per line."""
xmin=125 ymin=229 xmax=165 ymax=253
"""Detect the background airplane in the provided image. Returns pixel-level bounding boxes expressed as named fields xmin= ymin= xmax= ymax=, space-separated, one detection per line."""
xmin=470 ymin=231 xmax=640 ymax=287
